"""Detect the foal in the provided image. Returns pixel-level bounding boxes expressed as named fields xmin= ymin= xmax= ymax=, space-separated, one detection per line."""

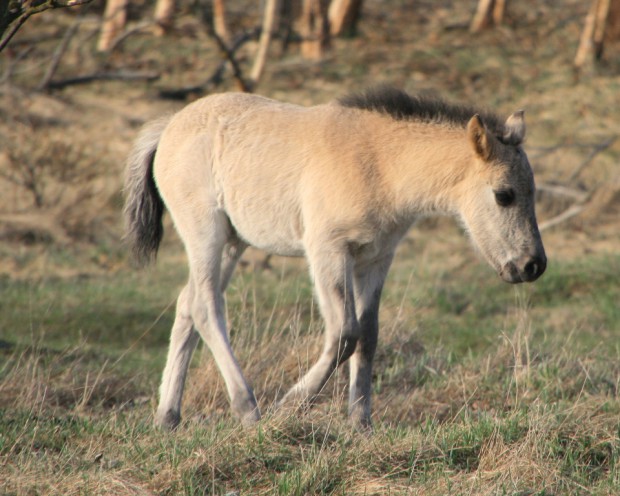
xmin=124 ymin=87 xmax=546 ymax=429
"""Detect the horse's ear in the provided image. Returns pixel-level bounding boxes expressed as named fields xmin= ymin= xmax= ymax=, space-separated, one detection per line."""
xmin=503 ymin=110 xmax=525 ymax=146
xmin=467 ymin=114 xmax=493 ymax=160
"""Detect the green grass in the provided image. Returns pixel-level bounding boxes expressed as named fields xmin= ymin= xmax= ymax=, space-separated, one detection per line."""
xmin=1 ymin=246 xmax=619 ymax=495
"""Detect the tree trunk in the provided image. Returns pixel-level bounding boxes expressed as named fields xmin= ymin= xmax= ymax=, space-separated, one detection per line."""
xmin=470 ymin=0 xmax=507 ymax=33
xmin=213 ymin=0 xmax=231 ymax=47
xmin=574 ymin=0 xmax=615 ymax=69
xmin=97 ymin=0 xmax=128 ymax=52
xmin=154 ymin=0 xmax=175 ymax=35
xmin=328 ymin=0 xmax=363 ymax=37
xmin=249 ymin=0 xmax=280 ymax=89
xmin=300 ymin=0 xmax=330 ymax=59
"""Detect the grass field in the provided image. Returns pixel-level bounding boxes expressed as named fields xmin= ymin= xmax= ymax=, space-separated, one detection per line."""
xmin=1 ymin=0 xmax=619 ymax=494
xmin=1 ymin=236 xmax=619 ymax=494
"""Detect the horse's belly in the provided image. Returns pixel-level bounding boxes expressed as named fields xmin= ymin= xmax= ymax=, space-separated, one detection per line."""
xmin=225 ymin=197 xmax=305 ymax=257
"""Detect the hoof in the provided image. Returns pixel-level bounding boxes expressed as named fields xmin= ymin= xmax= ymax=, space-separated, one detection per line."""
xmin=154 ymin=409 xmax=181 ymax=430
xmin=348 ymin=408 xmax=373 ymax=434
xmin=232 ymin=395 xmax=261 ymax=427
xmin=240 ymin=408 xmax=261 ymax=427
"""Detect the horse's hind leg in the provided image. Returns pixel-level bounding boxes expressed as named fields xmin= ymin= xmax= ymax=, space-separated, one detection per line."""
xmin=278 ymin=243 xmax=359 ymax=410
xmin=186 ymin=218 xmax=259 ymax=425
xmin=155 ymin=282 xmax=199 ymax=429
xmin=155 ymin=238 xmax=249 ymax=429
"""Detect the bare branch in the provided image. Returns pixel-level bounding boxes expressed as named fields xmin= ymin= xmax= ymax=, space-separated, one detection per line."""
xmin=0 ymin=0 xmax=95 ymax=52
xmin=539 ymin=204 xmax=585 ymax=232
xmin=537 ymin=183 xmax=589 ymax=203
xmin=211 ymin=27 xmax=252 ymax=92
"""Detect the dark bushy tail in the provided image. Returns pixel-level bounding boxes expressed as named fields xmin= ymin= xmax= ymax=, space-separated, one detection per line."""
xmin=123 ymin=116 xmax=172 ymax=266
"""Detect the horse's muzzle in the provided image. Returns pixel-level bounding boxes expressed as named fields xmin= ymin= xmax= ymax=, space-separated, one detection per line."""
xmin=500 ymin=254 xmax=547 ymax=283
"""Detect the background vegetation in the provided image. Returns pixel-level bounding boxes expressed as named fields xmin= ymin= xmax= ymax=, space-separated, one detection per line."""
xmin=1 ymin=0 xmax=619 ymax=494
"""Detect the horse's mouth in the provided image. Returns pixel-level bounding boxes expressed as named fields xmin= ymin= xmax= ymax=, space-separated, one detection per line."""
xmin=500 ymin=266 xmax=525 ymax=284
xmin=500 ymin=256 xmax=547 ymax=284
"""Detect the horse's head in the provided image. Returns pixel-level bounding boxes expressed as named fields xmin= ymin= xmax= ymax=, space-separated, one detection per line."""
xmin=458 ymin=111 xmax=546 ymax=283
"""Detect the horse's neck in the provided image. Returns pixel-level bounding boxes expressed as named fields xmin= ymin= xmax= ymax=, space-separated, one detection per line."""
xmin=380 ymin=122 xmax=472 ymax=218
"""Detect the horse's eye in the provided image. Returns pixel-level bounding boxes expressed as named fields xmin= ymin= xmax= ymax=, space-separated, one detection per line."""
xmin=495 ymin=189 xmax=515 ymax=207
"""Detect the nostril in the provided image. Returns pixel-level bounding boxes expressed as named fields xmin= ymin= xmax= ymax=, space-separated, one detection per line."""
xmin=524 ymin=261 xmax=538 ymax=278
xmin=524 ymin=257 xmax=546 ymax=280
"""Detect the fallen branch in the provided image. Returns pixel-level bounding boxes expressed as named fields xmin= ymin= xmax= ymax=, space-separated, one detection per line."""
xmin=539 ymin=204 xmax=585 ymax=232
xmin=45 ymin=70 xmax=160 ymax=89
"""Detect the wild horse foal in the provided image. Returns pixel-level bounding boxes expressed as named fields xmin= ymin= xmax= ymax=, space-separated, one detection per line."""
xmin=124 ymin=87 xmax=546 ymax=430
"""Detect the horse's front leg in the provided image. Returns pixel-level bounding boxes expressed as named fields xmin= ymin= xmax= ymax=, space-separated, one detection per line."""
xmin=278 ymin=245 xmax=359 ymax=411
xmin=348 ymin=253 xmax=394 ymax=430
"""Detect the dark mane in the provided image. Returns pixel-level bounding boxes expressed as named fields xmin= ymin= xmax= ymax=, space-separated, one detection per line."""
xmin=338 ymin=86 xmax=505 ymax=137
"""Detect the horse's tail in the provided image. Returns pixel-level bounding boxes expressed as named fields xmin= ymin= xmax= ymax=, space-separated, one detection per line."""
xmin=123 ymin=116 xmax=172 ymax=266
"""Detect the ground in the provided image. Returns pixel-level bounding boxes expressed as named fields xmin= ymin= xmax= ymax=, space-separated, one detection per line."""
xmin=0 ymin=0 xmax=618 ymax=494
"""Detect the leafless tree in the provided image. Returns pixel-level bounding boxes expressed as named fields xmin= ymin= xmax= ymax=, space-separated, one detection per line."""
xmin=249 ymin=0 xmax=280 ymax=89
xmin=575 ymin=0 xmax=620 ymax=70
xmin=153 ymin=0 xmax=174 ymax=35
xmin=97 ymin=0 xmax=127 ymax=52
xmin=328 ymin=0 xmax=363 ymax=36
xmin=470 ymin=0 xmax=507 ymax=33
xmin=213 ymin=0 xmax=231 ymax=47
xmin=300 ymin=0 xmax=330 ymax=59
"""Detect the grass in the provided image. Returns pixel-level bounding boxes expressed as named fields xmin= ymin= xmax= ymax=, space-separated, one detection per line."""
xmin=1 ymin=241 xmax=619 ymax=495
xmin=1 ymin=0 xmax=619 ymax=493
